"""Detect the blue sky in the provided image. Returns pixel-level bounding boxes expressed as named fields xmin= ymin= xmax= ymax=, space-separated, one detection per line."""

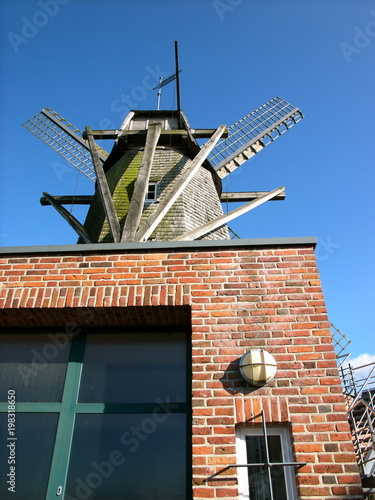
xmin=0 ymin=0 xmax=374 ymax=362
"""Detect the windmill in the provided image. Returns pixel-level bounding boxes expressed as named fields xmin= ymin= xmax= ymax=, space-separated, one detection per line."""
xmin=23 ymin=61 xmax=303 ymax=244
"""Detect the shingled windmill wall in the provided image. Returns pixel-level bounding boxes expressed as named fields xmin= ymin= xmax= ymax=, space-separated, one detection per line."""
xmin=81 ymin=146 xmax=230 ymax=243
xmin=0 ymin=238 xmax=364 ymax=499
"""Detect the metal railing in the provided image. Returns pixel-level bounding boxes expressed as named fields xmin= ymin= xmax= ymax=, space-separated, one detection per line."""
xmin=332 ymin=324 xmax=375 ymax=484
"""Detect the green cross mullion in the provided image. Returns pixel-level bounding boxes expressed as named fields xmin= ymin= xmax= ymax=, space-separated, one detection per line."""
xmin=74 ymin=402 xmax=187 ymax=413
xmin=0 ymin=402 xmax=61 ymax=412
xmin=0 ymin=402 xmax=186 ymax=414
xmin=45 ymin=335 xmax=86 ymax=500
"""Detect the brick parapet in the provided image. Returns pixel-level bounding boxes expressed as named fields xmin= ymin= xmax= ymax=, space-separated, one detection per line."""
xmin=0 ymin=243 xmax=363 ymax=499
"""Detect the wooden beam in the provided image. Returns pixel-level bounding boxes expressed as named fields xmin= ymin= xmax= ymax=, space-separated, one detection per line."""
xmin=174 ymin=187 xmax=285 ymax=241
xmin=190 ymin=129 xmax=228 ymax=139
xmin=220 ymin=191 xmax=285 ymax=202
xmin=85 ymin=126 xmax=121 ymax=243
xmin=40 ymin=195 xmax=93 ymax=206
xmin=119 ymin=111 xmax=135 ymax=133
xmin=42 ymin=192 xmax=92 ymax=243
xmin=82 ymin=126 xmax=224 ymax=141
xmin=85 ymin=129 xmax=228 ymax=139
xmin=121 ymin=122 xmax=162 ymax=242
xmin=82 ymin=130 xmax=119 ymax=140
xmin=135 ymin=124 xmax=227 ymax=242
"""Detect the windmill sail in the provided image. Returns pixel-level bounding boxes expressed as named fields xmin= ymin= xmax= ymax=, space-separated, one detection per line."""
xmin=25 ymin=100 xmax=304 ymax=244
xmin=208 ymin=97 xmax=303 ymax=179
xmin=23 ymin=108 xmax=108 ymax=182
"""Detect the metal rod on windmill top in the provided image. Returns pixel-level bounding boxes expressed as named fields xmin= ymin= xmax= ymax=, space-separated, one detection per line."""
xmin=153 ymin=41 xmax=182 ymax=111
xmin=156 ymin=77 xmax=163 ymax=110
xmin=174 ymin=40 xmax=181 ymax=113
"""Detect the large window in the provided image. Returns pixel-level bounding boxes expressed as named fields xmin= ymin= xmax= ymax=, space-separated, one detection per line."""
xmin=0 ymin=327 xmax=190 ymax=500
xmin=236 ymin=426 xmax=298 ymax=500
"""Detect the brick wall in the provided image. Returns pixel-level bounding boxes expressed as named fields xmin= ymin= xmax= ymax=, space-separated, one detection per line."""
xmin=0 ymin=240 xmax=364 ymax=499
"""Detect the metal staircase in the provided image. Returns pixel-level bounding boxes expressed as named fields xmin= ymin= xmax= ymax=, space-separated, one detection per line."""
xmin=331 ymin=324 xmax=375 ymax=497
xmin=341 ymin=362 xmax=375 ymax=491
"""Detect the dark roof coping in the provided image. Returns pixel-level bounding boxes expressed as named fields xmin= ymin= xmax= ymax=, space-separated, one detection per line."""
xmin=0 ymin=237 xmax=317 ymax=255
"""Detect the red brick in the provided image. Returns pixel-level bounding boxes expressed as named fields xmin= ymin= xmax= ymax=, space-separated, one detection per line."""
xmin=192 ymin=487 xmax=214 ymax=497
xmin=338 ymin=474 xmax=363 ymax=484
xmin=298 ymin=486 xmax=331 ymax=496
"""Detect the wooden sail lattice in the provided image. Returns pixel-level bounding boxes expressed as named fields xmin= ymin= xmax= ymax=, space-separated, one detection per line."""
xmin=208 ymin=97 xmax=303 ymax=179
xmin=23 ymin=108 xmax=108 ymax=182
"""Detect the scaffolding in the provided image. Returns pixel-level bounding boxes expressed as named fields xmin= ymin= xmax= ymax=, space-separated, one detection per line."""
xmin=331 ymin=323 xmax=375 ymax=496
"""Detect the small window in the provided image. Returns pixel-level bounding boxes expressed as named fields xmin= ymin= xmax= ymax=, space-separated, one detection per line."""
xmin=145 ymin=182 xmax=158 ymax=203
xmin=236 ymin=426 xmax=298 ymax=500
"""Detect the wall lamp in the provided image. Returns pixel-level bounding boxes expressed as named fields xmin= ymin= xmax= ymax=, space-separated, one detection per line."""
xmin=239 ymin=349 xmax=277 ymax=386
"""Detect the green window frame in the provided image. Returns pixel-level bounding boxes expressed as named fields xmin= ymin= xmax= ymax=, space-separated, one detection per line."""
xmin=0 ymin=326 xmax=191 ymax=500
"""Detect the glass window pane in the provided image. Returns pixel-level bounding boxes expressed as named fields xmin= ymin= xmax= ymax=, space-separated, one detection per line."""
xmin=246 ymin=434 xmax=266 ymax=463
xmin=65 ymin=413 xmax=186 ymax=500
xmin=268 ymin=436 xmax=287 ymax=500
xmin=246 ymin=434 xmax=288 ymax=500
xmin=0 ymin=334 xmax=71 ymax=402
xmin=0 ymin=413 xmax=58 ymax=500
xmin=247 ymin=466 xmax=271 ymax=500
xmin=79 ymin=332 xmax=186 ymax=403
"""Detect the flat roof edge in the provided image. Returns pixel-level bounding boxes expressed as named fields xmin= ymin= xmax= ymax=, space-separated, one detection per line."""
xmin=0 ymin=237 xmax=317 ymax=255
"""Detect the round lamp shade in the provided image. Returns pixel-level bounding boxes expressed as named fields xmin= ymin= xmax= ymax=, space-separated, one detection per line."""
xmin=239 ymin=349 xmax=277 ymax=386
